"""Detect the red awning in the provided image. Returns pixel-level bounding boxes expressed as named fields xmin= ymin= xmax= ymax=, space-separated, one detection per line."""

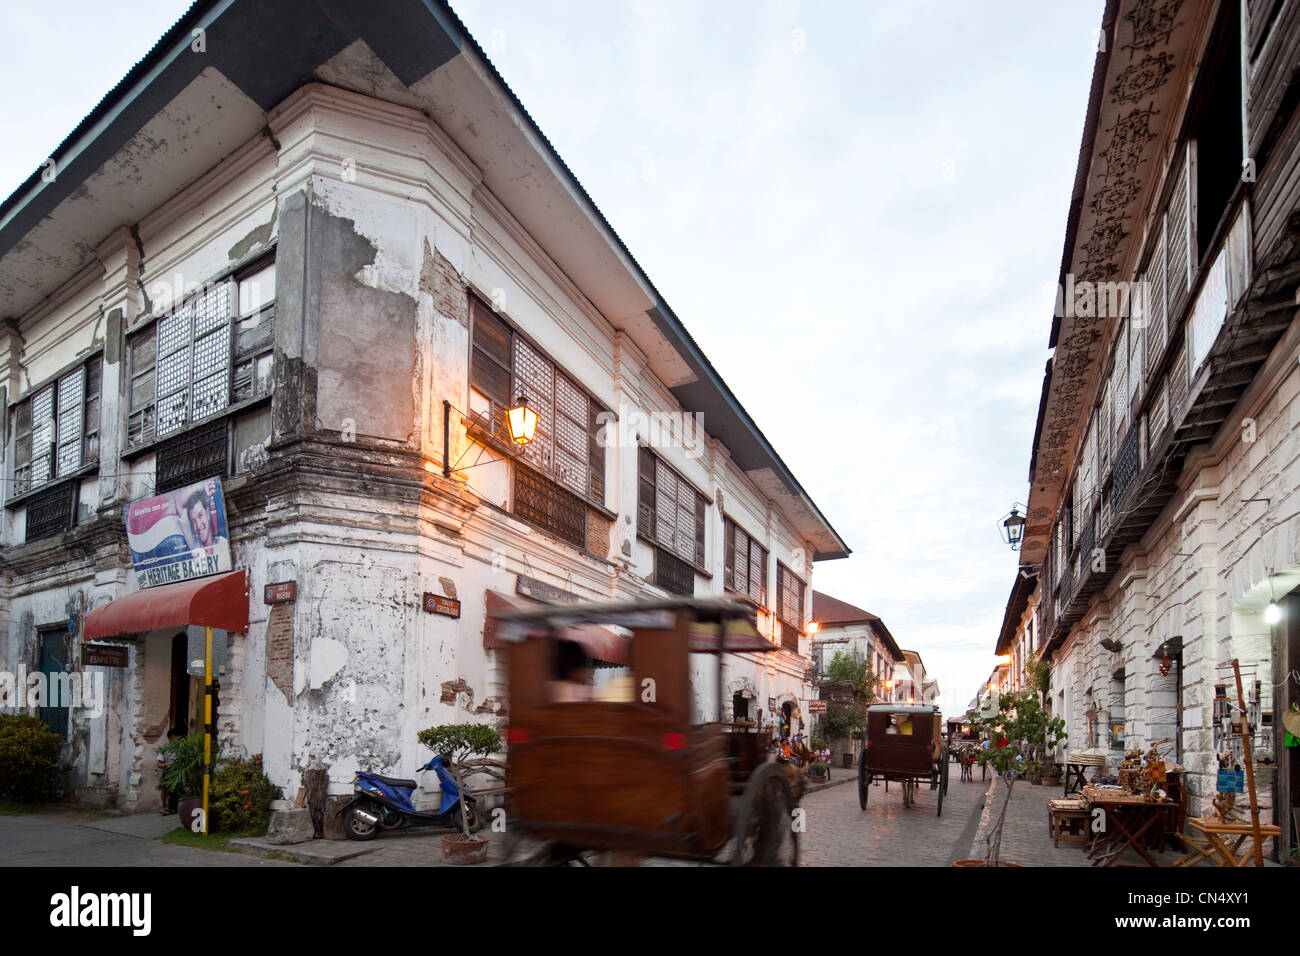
xmin=83 ymin=570 xmax=250 ymax=639
xmin=483 ymin=589 xmax=628 ymax=665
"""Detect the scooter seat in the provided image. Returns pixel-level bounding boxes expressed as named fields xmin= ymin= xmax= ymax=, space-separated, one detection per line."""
xmin=366 ymin=774 xmax=418 ymax=790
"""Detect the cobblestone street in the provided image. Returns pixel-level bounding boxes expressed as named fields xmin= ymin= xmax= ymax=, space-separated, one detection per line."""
xmin=0 ymin=766 xmax=1235 ymax=868
xmin=799 ymin=772 xmax=987 ymax=866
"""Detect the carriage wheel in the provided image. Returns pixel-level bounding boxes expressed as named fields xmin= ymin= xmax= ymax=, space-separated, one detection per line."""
xmin=937 ymin=761 xmax=947 ymax=817
xmin=901 ymin=778 xmax=913 ymax=808
xmin=731 ymin=764 xmax=798 ymax=866
xmin=942 ymin=754 xmax=950 ymax=795
xmin=857 ymin=752 xmax=869 ymax=810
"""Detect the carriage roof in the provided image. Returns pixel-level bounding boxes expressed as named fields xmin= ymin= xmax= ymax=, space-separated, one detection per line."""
xmin=489 ymin=597 xmax=776 ymax=654
xmin=867 ymin=703 xmax=941 ymax=715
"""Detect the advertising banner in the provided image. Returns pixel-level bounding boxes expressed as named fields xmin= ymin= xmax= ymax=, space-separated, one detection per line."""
xmin=126 ymin=478 xmax=232 ymax=589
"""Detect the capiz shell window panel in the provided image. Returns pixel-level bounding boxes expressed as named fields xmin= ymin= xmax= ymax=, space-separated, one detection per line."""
xmin=156 ymin=283 xmax=231 ymax=438
xmin=513 ymin=336 xmax=553 ymax=471
xmin=55 ymin=367 xmax=84 ymax=478
xmin=29 ymin=386 xmax=55 ymax=488
xmin=553 ymin=374 xmax=590 ymax=496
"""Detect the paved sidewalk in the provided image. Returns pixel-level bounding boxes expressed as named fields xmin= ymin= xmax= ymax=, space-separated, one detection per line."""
xmin=0 ymin=810 xmax=298 ymax=867
xmin=968 ymin=776 xmax=1185 ymax=867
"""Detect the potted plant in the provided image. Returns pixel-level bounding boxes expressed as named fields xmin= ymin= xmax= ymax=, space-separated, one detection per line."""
xmin=1042 ymin=759 xmax=1062 ymax=788
xmin=157 ymin=731 xmax=205 ymax=830
xmin=808 ymin=762 xmax=829 ymax=783
xmin=416 ymin=723 xmax=502 ymax=865
xmin=954 ymin=689 xmax=1066 ymax=867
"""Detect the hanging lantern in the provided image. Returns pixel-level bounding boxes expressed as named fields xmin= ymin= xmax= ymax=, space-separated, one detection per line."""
xmin=999 ymin=505 xmax=1027 ymax=550
xmin=506 ymin=395 xmax=538 ymax=446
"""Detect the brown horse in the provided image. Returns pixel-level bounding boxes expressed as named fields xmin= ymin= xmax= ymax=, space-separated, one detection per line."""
xmin=959 ymin=745 xmax=977 ymax=782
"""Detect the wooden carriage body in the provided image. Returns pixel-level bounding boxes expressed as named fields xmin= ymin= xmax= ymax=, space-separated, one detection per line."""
xmin=501 ymin=600 xmax=776 ymax=859
xmin=863 ymin=704 xmax=943 ymax=779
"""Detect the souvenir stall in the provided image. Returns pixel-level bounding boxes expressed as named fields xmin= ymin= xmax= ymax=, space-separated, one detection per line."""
xmin=1176 ymin=660 xmax=1281 ymax=867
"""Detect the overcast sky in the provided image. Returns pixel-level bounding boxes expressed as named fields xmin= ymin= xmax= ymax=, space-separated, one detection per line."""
xmin=0 ymin=1 xmax=1102 ymax=711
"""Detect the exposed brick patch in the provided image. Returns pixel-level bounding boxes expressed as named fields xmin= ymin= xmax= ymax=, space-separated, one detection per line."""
xmin=422 ymin=239 xmax=468 ymax=328
xmin=440 ymin=678 xmax=473 ymax=706
xmin=586 ymin=509 xmax=612 ymax=560
xmin=473 ymin=696 xmax=507 ymax=716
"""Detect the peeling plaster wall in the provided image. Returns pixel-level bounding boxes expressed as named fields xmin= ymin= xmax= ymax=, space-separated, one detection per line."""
xmin=0 ymin=121 xmax=281 ymax=805
xmin=2 ymin=78 xmax=825 ymax=806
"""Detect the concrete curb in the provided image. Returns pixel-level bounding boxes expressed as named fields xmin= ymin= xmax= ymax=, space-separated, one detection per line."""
xmin=967 ymin=775 xmax=998 ymax=861
xmin=227 ymin=836 xmax=373 ymax=865
xmin=803 ymin=774 xmax=855 ymax=796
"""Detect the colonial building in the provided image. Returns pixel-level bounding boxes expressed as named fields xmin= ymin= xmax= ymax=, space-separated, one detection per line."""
xmin=809 ymin=589 xmax=905 ymax=688
xmin=1010 ymin=0 xmax=1300 ymax=856
xmin=993 ymin=571 xmax=1041 ymax=699
xmin=0 ymin=0 xmax=848 ymax=808
xmin=895 ymin=649 xmax=939 ymax=705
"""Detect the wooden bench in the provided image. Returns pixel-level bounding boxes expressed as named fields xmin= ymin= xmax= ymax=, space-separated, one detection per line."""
xmin=1048 ymin=800 xmax=1089 ymax=848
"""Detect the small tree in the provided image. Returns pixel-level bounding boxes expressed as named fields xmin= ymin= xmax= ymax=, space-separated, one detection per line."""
xmin=973 ymin=689 xmax=1067 ymax=866
xmin=416 ymin=723 xmax=502 ymax=836
xmin=1024 ymin=652 xmax=1052 ymax=706
xmin=822 ymin=648 xmax=877 ymax=745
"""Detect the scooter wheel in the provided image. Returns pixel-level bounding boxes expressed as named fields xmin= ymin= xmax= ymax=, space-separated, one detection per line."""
xmin=460 ymin=802 xmax=483 ymax=834
xmin=344 ymin=804 xmax=382 ymax=841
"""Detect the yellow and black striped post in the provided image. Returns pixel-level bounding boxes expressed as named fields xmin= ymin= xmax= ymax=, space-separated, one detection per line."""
xmin=202 ymin=625 xmax=213 ymax=835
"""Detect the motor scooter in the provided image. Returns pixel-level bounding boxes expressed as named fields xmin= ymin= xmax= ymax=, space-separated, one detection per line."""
xmin=340 ymin=754 xmax=481 ymax=840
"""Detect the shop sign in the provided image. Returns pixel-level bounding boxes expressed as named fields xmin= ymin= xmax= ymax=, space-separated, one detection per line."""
xmin=83 ymin=644 xmax=128 ymax=668
xmin=516 ymin=576 xmax=578 ymax=604
xmin=125 ymin=477 xmax=231 ymax=589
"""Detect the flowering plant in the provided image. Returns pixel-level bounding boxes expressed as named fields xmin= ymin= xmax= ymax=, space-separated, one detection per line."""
xmin=209 ymin=755 xmax=281 ymax=832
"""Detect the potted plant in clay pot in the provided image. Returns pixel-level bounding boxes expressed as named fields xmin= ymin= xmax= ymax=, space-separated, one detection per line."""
xmin=157 ymin=731 xmax=205 ymax=830
xmin=808 ymin=762 xmax=829 ymax=783
xmin=416 ymin=723 xmax=502 ymax=865
xmin=953 ymin=690 xmax=1066 ymax=867
xmin=1042 ymin=760 xmax=1062 ymax=788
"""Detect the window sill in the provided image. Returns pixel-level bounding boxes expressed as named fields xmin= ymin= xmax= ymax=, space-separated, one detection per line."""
xmin=723 ymin=587 xmax=767 ymax=613
xmin=121 ymin=393 xmax=271 ymax=461
xmin=478 ymin=498 xmax=618 ymax=569
xmin=5 ymin=462 xmax=99 ymax=511
xmin=636 ymin=533 xmax=712 ymax=580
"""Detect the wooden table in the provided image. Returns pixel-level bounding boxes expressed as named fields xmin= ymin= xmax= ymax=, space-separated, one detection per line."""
xmin=1174 ymin=816 xmax=1281 ymax=867
xmin=1082 ymin=788 xmax=1178 ymax=867
xmin=1062 ymin=764 xmax=1091 ymax=796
